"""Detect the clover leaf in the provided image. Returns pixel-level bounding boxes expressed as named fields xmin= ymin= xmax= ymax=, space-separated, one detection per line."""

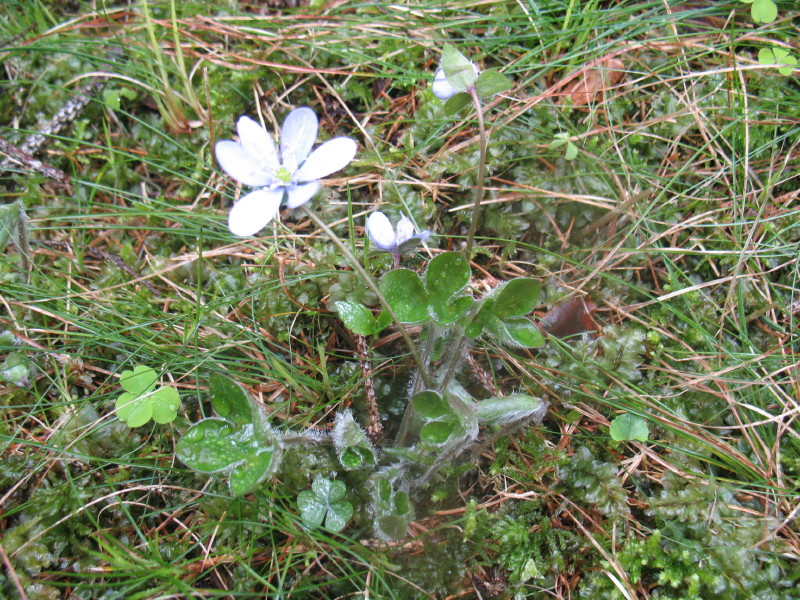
xmin=742 ymin=0 xmax=777 ymax=24
xmin=297 ymin=476 xmax=353 ymax=532
xmin=115 ymin=365 xmax=180 ymax=427
xmin=758 ymin=47 xmax=797 ymax=76
xmin=176 ymin=374 xmax=281 ymax=496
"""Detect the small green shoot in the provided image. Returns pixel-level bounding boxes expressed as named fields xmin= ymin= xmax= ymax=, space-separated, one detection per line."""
xmin=550 ymin=132 xmax=579 ymax=160
xmin=115 ymin=365 xmax=180 ymax=427
xmin=297 ymin=476 xmax=353 ymax=532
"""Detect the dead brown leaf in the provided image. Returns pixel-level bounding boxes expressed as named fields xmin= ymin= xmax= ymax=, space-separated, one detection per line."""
xmin=556 ymin=56 xmax=626 ymax=106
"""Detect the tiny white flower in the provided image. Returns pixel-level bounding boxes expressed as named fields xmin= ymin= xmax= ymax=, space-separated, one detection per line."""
xmin=432 ymin=63 xmax=480 ymax=100
xmin=215 ymin=107 xmax=357 ymax=236
xmin=367 ymin=211 xmax=430 ymax=263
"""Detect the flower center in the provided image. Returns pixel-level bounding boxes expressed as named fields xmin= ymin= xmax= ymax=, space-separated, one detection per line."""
xmin=275 ymin=166 xmax=293 ymax=184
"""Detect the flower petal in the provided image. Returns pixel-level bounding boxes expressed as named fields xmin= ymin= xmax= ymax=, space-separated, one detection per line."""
xmin=432 ymin=67 xmax=457 ymax=100
xmin=280 ymin=107 xmax=318 ymax=173
xmin=295 ymin=137 xmax=357 ymax=182
xmin=395 ymin=214 xmax=416 ymax=246
xmin=215 ymin=141 xmax=275 ymax=187
xmin=285 ymin=181 xmax=321 ymax=209
xmin=366 ymin=211 xmax=396 ymax=251
xmin=227 ymin=188 xmax=283 ymax=236
xmin=236 ymin=116 xmax=279 ymax=173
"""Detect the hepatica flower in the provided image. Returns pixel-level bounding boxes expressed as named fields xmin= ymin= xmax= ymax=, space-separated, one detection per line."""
xmin=367 ymin=211 xmax=430 ymax=267
xmin=215 ymin=107 xmax=357 ymax=236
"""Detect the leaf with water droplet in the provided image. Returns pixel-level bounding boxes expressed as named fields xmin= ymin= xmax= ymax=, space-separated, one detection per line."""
xmin=176 ymin=375 xmax=280 ymax=496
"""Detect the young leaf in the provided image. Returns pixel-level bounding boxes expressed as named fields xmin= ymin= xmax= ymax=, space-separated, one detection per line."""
xmin=115 ymin=365 xmax=180 ymax=427
xmin=441 ymin=44 xmax=478 ymax=92
xmin=609 ymin=413 xmax=649 ymax=442
xmin=425 ymin=251 xmax=472 ymax=324
xmin=209 ymin=372 xmax=252 ymax=425
xmin=297 ymin=476 xmax=353 ymax=532
xmin=333 ymin=410 xmax=376 ymax=470
xmin=475 ymin=70 xmax=513 ymax=98
xmin=444 ymin=92 xmax=471 ymax=115
xmin=492 ymin=278 xmax=540 ymax=319
xmin=476 ymin=394 xmax=548 ymax=427
xmin=335 ymin=300 xmax=379 ymax=336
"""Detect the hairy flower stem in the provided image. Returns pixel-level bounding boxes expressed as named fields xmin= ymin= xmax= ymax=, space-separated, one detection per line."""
xmin=463 ymin=87 xmax=488 ymax=257
xmin=302 ymin=207 xmax=432 ymax=389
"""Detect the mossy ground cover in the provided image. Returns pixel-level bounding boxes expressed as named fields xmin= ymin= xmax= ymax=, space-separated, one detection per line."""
xmin=1 ymin=0 xmax=798 ymax=598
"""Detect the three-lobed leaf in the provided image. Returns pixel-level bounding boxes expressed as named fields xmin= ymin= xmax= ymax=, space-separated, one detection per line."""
xmin=297 ymin=476 xmax=353 ymax=532
xmin=379 ymin=268 xmax=428 ymax=323
xmin=115 ymin=365 xmax=180 ymax=427
xmin=176 ymin=374 xmax=280 ymax=496
xmin=758 ymin=47 xmax=797 ymax=76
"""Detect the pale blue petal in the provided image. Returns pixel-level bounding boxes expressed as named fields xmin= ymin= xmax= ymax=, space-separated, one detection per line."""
xmin=285 ymin=181 xmax=321 ymax=209
xmin=236 ymin=116 xmax=279 ymax=173
xmin=432 ymin=68 xmax=457 ymax=100
xmin=367 ymin=212 xmax=396 ymax=251
xmin=227 ymin=188 xmax=283 ymax=236
xmin=215 ymin=140 xmax=274 ymax=187
xmin=280 ymin=107 xmax=318 ymax=173
xmin=395 ymin=214 xmax=416 ymax=245
xmin=294 ymin=137 xmax=357 ymax=182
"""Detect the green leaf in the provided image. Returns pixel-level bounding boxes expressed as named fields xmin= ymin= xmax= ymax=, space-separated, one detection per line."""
xmin=374 ymin=310 xmax=392 ymax=333
xmin=298 ymin=477 xmax=353 ymax=532
xmin=420 ymin=420 xmax=457 ymax=444
xmin=758 ymin=47 xmax=797 ymax=76
xmin=564 ymin=141 xmax=579 ymax=160
xmin=177 ymin=376 xmax=280 ymax=496
xmin=1 ymin=351 xmax=31 ymax=387
xmin=335 ymin=300 xmax=378 ymax=336
xmin=476 ymin=394 xmax=548 ymax=426
xmin=177 ymin=419 xmax=278 ymax=496
xmin=748 ymin=0 xmax=777 ymax=23
xmin=425 ymin=252 xmax=471 ymax=305
xmin=502 ymin=317 xmax=545 ymax=348
xmin=475 ymin=69 xmax=513 ymax=98
xmin=379 ymin=268 xmax=428 ymax=323
xmin=431 ymin=294 xmax=473 ymax=325
xmin=441 ymin=44 xmax=478 ymax=92
xmin=412 ymin=390 xmax=451 ymax=419
xmin=209 ymin=373 xmax=252 ymax=426
xmin=609 ymin=413 xmax=649 ymax=442
xmin=115 ymin=365 xmax=180 ymax=427
xmin=443 ymin=92 xmax=471 ymax=115
xmin=492 ymin=278 xmax=540 ymax=318
xmin=0 ymin=201 xmax=21 ymax=249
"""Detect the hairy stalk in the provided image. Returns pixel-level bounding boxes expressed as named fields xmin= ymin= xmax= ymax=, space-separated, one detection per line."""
xmin=463 ymin=87 xmax=488 ymax=257
xmin=302 ymin=206 xmax=432 ymax=389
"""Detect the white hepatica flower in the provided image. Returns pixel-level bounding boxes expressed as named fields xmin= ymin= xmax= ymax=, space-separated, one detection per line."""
xmin=432 ymin=63 xmax=480 ymax=100
xmin=215 ymin=107 xmax=357 ymax=236
xmin=366 ymin=211 xmax=430 ymax=261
